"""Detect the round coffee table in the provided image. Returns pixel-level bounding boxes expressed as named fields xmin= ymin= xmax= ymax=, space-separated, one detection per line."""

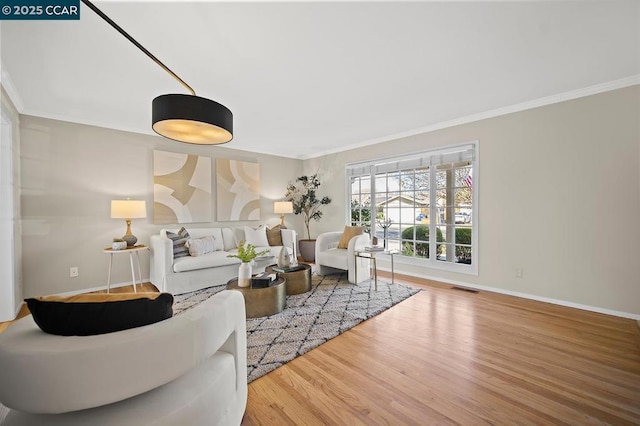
xmin=266 ymin=264 xmax=312 ymax=295
xmin=226 ymin=276 xmax=286 ymax=318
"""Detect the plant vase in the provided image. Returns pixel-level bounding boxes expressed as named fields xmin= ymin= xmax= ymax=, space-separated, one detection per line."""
xmin=298 ymin=239 xmax=316 ymax=263
xmin=238 ymin=262 xmax=252 ymax=287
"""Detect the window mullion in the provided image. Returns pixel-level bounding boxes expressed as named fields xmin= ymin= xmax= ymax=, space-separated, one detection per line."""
xmin=446 ymin=168 xmax=455 ymax=262
xmin=370 ymin=168 xmax=375 ymax=239
xmin=429 ymin=165 xmax=437 ymax=262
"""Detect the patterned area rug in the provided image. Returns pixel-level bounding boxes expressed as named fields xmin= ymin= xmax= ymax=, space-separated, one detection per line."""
xmin=173 ymin=273 xmax=420 ymax=382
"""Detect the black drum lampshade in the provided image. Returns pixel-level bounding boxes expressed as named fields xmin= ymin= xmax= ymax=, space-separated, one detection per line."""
xmin=152 ymin=94 xmax=233 ymax=145
xmin=81 ymin=0 xmax=234 ymax=146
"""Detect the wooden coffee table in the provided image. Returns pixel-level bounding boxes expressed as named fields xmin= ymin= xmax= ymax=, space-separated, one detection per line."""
xmin=226 ymin=276 xmax=286 ymax=318
xmin=266 ymin=264 xmax=312 ymax=295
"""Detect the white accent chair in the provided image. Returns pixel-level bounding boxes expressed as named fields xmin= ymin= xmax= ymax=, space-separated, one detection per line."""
xmin=0 ymin=290 xmax=247 ymax=425
xmin=315 ymin=231 xmax=371 ymax=283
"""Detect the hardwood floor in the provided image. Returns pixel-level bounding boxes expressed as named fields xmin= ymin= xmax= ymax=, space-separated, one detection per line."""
xmin=242 ymin=274 xmax=640 ymax=425
xmin=2 ymin=278 xmax=638 ymax=424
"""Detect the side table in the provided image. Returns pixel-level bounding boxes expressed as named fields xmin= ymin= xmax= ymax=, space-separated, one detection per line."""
xmin=354 ymin=248 xmax=397 ymax=291
xmin=266 ymin=264 xmax=312 ymax=295
xmin=226 ymin=276 xmax=286 ymax=318
xmin=103 ymin=245 xmax=149 ymax=293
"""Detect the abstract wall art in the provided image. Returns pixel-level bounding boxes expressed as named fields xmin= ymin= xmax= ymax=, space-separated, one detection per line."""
xmin=153 ymin=150 xmax=212 ymax=224
xmin=216 ymin=158 xmax=260 ymax=221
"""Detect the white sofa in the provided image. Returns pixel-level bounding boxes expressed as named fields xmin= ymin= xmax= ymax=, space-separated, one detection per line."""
xmin=150 ymin=226 xmax=297 ymax=294
xmin=315 ymin=231 xmax=371 ymax=284
xmin=0 ymin=290 xmax=247 ymax=425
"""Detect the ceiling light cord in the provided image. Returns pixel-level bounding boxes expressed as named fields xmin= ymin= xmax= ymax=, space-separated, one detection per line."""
xmin=81 ymin=0 xmax=195 ymax=96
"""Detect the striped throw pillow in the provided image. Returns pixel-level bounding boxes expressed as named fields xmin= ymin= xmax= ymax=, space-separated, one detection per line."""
xmin=166 ymin=227 xmax=190 ymax=258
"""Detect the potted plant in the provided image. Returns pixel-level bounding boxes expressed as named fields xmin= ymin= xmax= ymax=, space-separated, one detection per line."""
xmin=285 ymin=174 xmax=332 ymax=262
xmin=227 ymin=241 xmax=269 ymax=287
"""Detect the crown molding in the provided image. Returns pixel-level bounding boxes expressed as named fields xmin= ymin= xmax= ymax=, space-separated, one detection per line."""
xmin=0 ymin=65 xmax=24 ymax=113
xmin=3 ymin=67 xmax=637 ymax=162
xmin=301 ymin=74 xmax=640 ymax=160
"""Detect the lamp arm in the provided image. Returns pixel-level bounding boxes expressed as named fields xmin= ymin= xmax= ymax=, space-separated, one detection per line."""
xmin=81 ymin=0 xmax=196 ymax=96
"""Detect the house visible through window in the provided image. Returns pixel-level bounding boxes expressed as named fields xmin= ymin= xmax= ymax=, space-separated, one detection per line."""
xmin=347 ymin=143 xmax=477 ymax=274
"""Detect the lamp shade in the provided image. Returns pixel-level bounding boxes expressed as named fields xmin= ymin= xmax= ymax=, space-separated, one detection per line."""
xmin=274 ymin=201 xmax=293 ymax=214
xmin=111 ymin=200 xmax=147 ymax=219
xmin=152 ymin=94 xmax=233 ymax=145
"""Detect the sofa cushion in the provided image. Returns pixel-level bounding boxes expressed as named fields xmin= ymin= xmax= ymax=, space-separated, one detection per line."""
xmin=338 ymin=226 xmax=364 ymax=249
xmin=186 ymin=235 xmax=217 ymax=257
xmin=166 ymin=227 xmax=190 ymax=258
xmin=266 ymin=225 xmax=285 ymax=246
xmin=244 ymin=225 xmax=269 ymax=247
xmin=25 ymin=293 xmax=174 ymax=336
xmin=173 ymin=251 xmax=240 ymax=273
xmin=190 ymin=228 xmax=224 ymax=251
xmin=212 ymin=228 xmax=225 ymax=251
xmin=222 ymin=228 xmax=237 ymax=251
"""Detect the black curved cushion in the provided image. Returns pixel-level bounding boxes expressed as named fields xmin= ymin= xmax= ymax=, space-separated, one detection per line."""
xmin=25 ymin=292 xmax=174 ymax=336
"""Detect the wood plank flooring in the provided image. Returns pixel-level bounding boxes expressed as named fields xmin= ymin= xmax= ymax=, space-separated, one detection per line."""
xmin=242 ymin=274 xmax=640 ymax=425
xmin=1 ymin=277 xmax=638 ymax=424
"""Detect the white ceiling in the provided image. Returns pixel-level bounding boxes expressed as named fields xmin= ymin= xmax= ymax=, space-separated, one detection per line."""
xmin=1 ymin=1 xmax=639 ymax=159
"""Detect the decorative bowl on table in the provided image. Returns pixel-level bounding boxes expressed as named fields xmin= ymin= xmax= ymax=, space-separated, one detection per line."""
xmin=112 ymin=241 xmax=127 ymax=250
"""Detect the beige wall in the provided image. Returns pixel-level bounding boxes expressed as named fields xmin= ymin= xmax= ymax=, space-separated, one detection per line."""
xmin=14 ymin=86 xmax=640 ymax=317
xmin=305 ymin=86 xmax=640 ymax=317
xmin=19 ymin=116 xmax=302 ymax=297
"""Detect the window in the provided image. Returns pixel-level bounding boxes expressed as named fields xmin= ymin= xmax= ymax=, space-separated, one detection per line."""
xmin=347 ymin=143 xmax=477 ymax=274
xmin=350 ymin=174 xmax=372 ymax=234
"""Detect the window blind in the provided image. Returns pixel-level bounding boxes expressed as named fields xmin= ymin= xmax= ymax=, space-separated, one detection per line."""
xmin=346 ymin=143 xmax=475 ymax=176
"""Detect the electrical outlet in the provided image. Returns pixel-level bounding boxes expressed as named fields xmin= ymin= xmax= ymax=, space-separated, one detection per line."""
xmin=70 ymin=267 xmax=79 ymax=278
xmin=515 ymin=268 xmax=523 ymax=279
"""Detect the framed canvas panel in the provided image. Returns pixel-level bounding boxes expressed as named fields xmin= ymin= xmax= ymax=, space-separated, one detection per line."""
xmin=153 ymin=150 xmax=212 ymax=224
xmin=216 ymin=158 xmax=260 ymax=221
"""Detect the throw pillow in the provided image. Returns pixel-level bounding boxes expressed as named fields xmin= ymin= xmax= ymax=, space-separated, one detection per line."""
xmin=25 ymin=292 xmax=174 ymax=336
xmin=185 ymin=235 xmax=216 ymax=257
xmin=244 ymin=225 xmax=270 ymax=247
xmin=337 ymin=226 xmax=364 ymax=249
xmin=166 ymin=227 xmax=190 ymax=258
xmin=266 ymin=224 xmax=285 ymax=246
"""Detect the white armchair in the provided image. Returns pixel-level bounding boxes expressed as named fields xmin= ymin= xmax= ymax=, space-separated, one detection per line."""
xmin=0 ymin=290 xmax=247 ymax=425
xmin=315 ymin=231 xmax=371 ymax=284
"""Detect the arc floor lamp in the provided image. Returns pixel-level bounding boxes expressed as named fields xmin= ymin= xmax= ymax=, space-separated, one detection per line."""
xmin=81 ymin=0 xmax=233 ymax=145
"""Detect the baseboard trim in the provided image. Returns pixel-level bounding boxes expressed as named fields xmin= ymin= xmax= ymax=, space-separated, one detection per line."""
xmin=13 ymin=302 xmax=22 ymax=319
xmin=57 ymin=278 xmax=151 ymax=297
xmin=379 ymin=268 xmax=640 ymax=321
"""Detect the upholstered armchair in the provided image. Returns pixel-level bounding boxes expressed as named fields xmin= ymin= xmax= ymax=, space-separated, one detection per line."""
xmin=0 ymin=290 xmax=247 ymax=425
xmin=315 ymin=229 xmax=371 ymax=284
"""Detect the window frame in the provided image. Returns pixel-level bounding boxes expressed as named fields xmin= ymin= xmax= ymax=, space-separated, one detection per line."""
xmin=345 ymin=141 xmax=479 ymax=276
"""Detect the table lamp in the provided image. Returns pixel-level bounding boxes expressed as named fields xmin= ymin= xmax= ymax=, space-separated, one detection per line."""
xmin=274 ymin=201 xmax=293 ymax=227
xmin=111 ymin=199 xmax=147 ymax=247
